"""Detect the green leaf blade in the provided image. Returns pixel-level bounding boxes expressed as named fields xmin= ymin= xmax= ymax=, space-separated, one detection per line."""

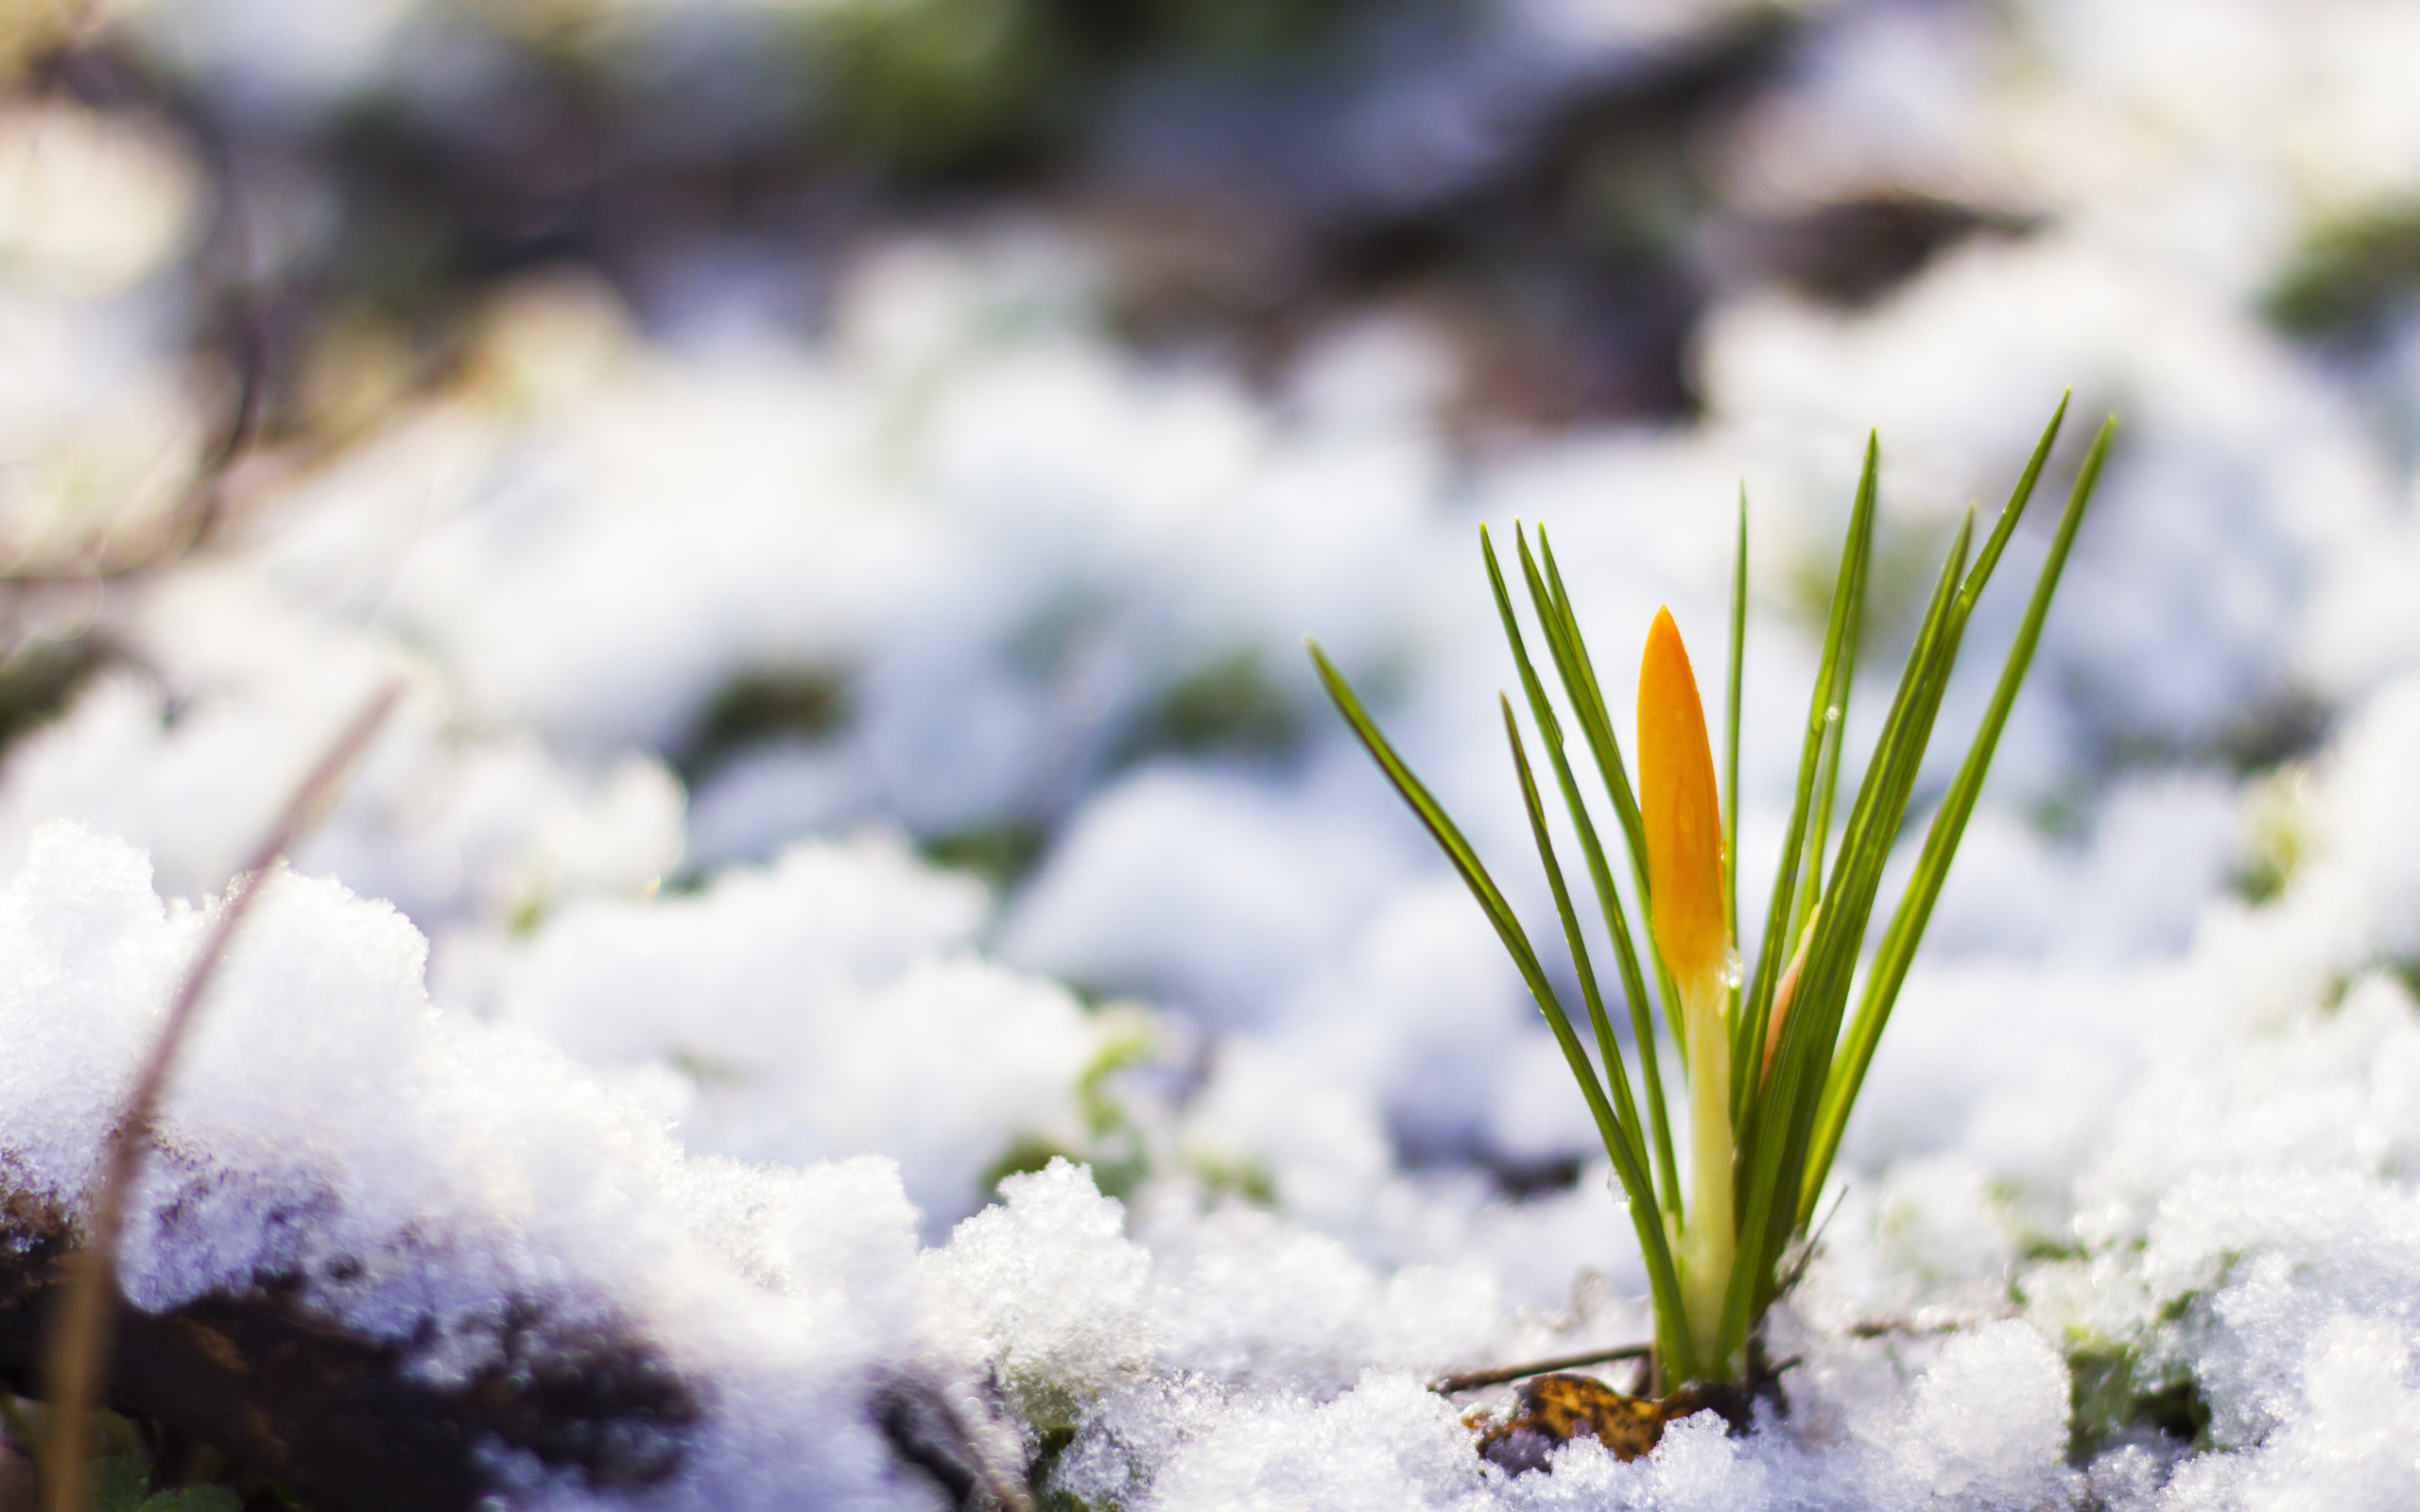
xmin=1306 ymin=637 xmax=1701 ymax=1383
xmin=1802 ymin=412 xmax=2113 ymax=1219
xmin=1724 ymin=501 xmax=1977 ymax=1361
xmin=1513 ymin=527 xmax=1684 ymax=1214
xmin=1483 ymin=530 xmax=1658 ymax=1198
xmin=1735 ymin=434 xmax=1879 ymax=1125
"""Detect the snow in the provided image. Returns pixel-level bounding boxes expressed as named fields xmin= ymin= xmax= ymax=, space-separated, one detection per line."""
xmin=490 ymin=835 xmax=1108 ymax=1231
xmin=1000 ymin=764 xmax=1418 ymax=1027
xmin=9 ymin=0 xmax=2420 ymax=1507
xmin=0 ymin=822 xmax=938 ymax=1509
xmin=924 ymin=1160 xmax=1154 ymax=1423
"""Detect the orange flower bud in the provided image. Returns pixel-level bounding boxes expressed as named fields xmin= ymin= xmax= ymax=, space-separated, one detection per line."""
xmin=1638 ymin=607 xmax=1729 ymax=993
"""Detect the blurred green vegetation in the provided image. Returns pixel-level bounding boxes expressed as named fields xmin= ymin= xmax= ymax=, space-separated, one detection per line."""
xmin=812 ymin=0 xmax=1076 ymax=175
xmin=1114 ymin=649 xmax=1303 ymax=767
xmin=0 ymin=636 xmax=104 ymax=757
xmin=807 ymin=0 xmax=1364 ymax=176
xmin=923 ymin=821 xmax=1051 ymax=891
xmin=680 ymin=666 xmax=851 ymax=779
xmin=2064 ymin=1339 xmax=2211 ymax=1465
xmin=0 ymin=1397 xmax=263 ymax=1512
xmin=2265 ymin=203 xmax=2420 ymax=340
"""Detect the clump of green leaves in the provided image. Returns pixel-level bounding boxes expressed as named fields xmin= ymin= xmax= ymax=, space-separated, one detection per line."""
xmin=1308 ymin=399 xmax=2113 ymax=1387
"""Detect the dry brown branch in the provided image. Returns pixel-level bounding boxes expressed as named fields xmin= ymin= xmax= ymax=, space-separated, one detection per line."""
xmin=40 ymin=679 xmax=404 ymax=1512
xmin=1431 ymin=1342 xmax=1653 ymax=1396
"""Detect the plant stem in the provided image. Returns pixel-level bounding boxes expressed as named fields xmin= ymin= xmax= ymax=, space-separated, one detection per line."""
xmin=1674 ymin=968 xmax=1735 ymax=1377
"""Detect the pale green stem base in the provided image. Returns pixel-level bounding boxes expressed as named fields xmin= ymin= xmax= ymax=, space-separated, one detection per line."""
xmin=1673 ymin=973 xmax=1735 ymax=1380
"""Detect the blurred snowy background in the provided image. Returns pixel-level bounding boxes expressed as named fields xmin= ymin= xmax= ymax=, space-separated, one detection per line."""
xmin=6 ymin=0 xmax=2420 ymax=1506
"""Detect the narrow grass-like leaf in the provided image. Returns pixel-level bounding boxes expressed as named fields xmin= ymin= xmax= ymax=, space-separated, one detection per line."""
xmin=1721 ymin=507 xmax=1973 ymax=1362
xmin=1534 ymin=530 xmax=1691 ymax=1065
xmin=1306 ymin=642 xmax=1700 ymax=1383
xmin=1497 ymin=698 xmax=1699 ymax=1383
xmin=1957 ymin=392 xmax=2071 ymax=613
xmin=1510 ymin=528 xmax=1683 ymax=1213
xmin=1491 ymin=692 xmax=1644 ymax=1189
xmin=1769 ymin=510 xmax=1974 ymax=1201
xmin=1801 ymin=412 xmax=2109 ymax=1217
xmin=1483 ymin=528 xmax=1658 ymax=1196
xmin=1723 ymin=490 xmax=1747 ymax=959
xmin=1534 ymin=534 xmax=1651 ymax=888
xmin=1792 ymin=397 xmax=2073 ymax=1226
xmin=1734 ymin=437 xmax=1878 ymax=1123
xmin=1790 ymin=535 xmax=1863 ymax=947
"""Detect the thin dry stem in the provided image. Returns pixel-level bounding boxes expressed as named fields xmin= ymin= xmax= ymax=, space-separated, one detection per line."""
xmin=5 ymin=43 xmax=268 ymax=588
xmin=40 ymin=679 xmax=405 ymax=1512
xmin=1431 ymin=1343 xmax=1654 ymax=1396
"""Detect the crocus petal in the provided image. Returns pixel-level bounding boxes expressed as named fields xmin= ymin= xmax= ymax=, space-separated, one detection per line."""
xmin=1638 ymin=606 xmax=1729 ymax=992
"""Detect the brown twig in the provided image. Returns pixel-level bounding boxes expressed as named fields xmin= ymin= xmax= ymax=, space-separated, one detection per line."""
xmin=1843 ymin=1312 xmax=2011 ymax=1341
xmin=1772 ymin=1183 xmax=1848 ymax=1303
xmin=40 ymin=679 xmax=405 ymax=1512
xmin=5 ymin=40 xmax=270 ymax=589
xmin=1430 ymin=1342 xmax=1653 ymax=1396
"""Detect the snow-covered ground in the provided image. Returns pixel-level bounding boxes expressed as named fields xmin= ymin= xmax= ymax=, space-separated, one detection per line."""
xmin=6 ymin=0 xmax=2420 ymax=1507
